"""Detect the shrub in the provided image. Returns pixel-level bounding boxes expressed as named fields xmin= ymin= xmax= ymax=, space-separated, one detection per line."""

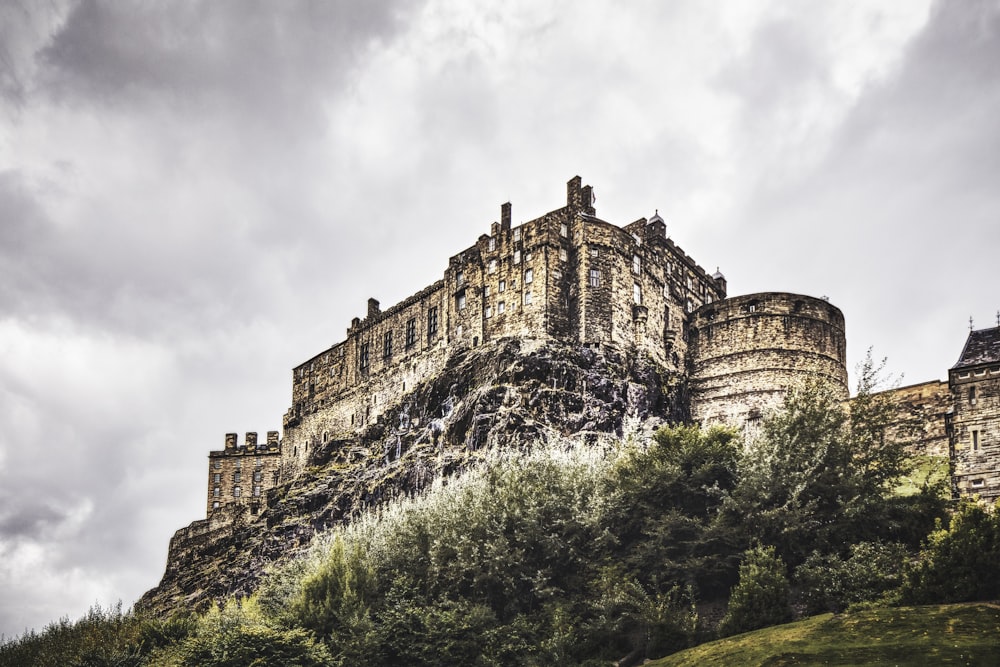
xmin=717 ymin=545 xmax=792 ymax=637
xmin=795 ymin=541 xmax=909 ymax=614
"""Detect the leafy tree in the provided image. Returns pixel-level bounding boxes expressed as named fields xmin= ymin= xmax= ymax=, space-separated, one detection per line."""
xmin=717 ymin=545 xmax=792 ymax=637
xmin=602 ymin=425 xmax=742 ymax=595
xmin=726 ymin=355 xmax=917 ymax=565
xmin=901 ymin=501 xmax=1000 ymax=604
xmin=795 ymin=541 xmax=909 ymax=614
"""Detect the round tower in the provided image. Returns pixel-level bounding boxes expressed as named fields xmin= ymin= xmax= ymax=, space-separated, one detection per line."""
xmin=689 ymin=292 xmax=848 ymax=428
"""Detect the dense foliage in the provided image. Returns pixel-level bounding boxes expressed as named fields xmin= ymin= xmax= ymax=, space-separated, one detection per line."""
xmin=3 ymin=364 xmax=979 ymax=665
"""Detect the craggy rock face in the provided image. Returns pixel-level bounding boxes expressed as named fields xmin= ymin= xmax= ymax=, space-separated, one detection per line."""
xmin=139 ymin=338 xmax=686 ymax=615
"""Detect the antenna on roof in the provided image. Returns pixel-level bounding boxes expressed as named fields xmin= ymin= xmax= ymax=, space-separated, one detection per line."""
xmin=969 ymin=316 xmax=974 ymax=332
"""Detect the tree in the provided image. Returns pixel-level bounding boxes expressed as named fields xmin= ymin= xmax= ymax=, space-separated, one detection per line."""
xmin=900 ymin=501 xmax=1000 ymax=604
xmin=717 ymin=545 xmax=792 ymax=637
xmin=726 ymin=354 xmax=917 ymax=565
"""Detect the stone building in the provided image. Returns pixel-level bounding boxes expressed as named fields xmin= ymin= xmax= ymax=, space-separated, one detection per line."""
xmin=205 ymin=432 xmax=281 ymax=517
xmin=948 ymin=326 xmax=1000 ymax=501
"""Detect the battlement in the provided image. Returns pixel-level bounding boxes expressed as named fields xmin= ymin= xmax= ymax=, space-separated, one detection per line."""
xmin=211 ymin=431 xmax=280 ymax=455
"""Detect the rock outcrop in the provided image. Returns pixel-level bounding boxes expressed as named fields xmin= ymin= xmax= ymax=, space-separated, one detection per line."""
xmin=140 ymin=338 xmax=684 ymax=614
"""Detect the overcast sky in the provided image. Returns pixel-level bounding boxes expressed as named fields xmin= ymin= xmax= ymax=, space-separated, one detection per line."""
xmin=1 ymin=0 xmax=998 ymax=638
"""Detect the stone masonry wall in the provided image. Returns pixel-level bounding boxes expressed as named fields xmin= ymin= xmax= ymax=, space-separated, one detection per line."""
xmin=206 ymin=431 xmax=282 ymax=519
xmin=689 ymin=292 xmax=849 ymax=428
xmin=950 ymin=361 xmax=1000 ymax=500
xmin=879 ymin=380 xmax=951 ymax=458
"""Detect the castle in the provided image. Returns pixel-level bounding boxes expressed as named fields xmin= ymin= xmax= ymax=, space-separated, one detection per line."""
xmin=203 ymin=176 xmax=999 ymax=519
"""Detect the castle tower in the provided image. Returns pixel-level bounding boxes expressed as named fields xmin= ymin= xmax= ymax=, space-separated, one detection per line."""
xmin=688 ymin=292 xmax=849 ymax=429
xmin=948 ymin=325 xmax=1000 ymax=501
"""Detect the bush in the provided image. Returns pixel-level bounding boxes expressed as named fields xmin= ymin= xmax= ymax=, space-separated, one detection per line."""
xmin=901 ymin=501 xmax=1000 ymax=604
xmin=717 ymin=545 xmax=792 ymax=637
xmin=795 ymin=541 xmax=909 ymax=614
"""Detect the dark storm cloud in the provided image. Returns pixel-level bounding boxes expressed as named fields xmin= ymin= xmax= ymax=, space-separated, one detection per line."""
xmin=39 ymin=0 xmax=409 ymax=115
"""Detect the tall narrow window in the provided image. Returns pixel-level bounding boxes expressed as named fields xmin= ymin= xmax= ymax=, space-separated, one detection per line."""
xmin=499 ymin=280 xmax=506 ymax=293
xmin=559 ymin=248 xmax=568 ymax=261
xmin=524 ymin=268 xmax=533 ymax=284
xmin=456 ymin=270 xmax=465 ymax=286
xmin=972 ymin=429 xmax=980 ymax=451
xmin=498 ymin=301 xmax=506 ymax=314
xmin=589 ymin=269 xmax=601 ymax=287
xmin=488 ymin=237 xmax=496 ymax=251
xmin=969 ymin=386 xmax=977 ymax=404
xmin=233 ymin=486 xmax=242 ymax=498
xmin=405 ymin=318 xmax=416 ymax=348
xmin=359 ymin=342 xmax=370 ymax=370
xmin=382 ymin=331 xmax=393 ymax=359
xmin=560 ymin=222 xmax=568 ymax=237
xmin=524 ymin=292 xmax=533 ymax=305
xmin=633 ymin=283 xmax=642 ymax=305
xmin=457 ymin=291 xmax=466 ymax=310
xmin=488 ymin=259 xmax=497 ymax=274
xmin=513 ymin=227 xmax=521 ymax=241
xmin=427 ymin=306 xmax=439 ymax=338
xmin=484 ymin=285 xmax=491 ymax=297
xmin=485 ymin=305 xmax=493 ymax=318
xmin=633 ymin=255 xmax=641 ymax=275
xmin=514 ymin=250 xmax=521 ymax=264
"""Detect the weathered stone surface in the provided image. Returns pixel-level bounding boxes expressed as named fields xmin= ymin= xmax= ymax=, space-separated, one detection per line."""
xmin=949 ymin=326 xmax=1000 ymax=501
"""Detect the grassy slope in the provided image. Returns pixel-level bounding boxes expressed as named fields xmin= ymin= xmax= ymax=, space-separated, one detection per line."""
xmin=650 ymin=603 xmax=1000 ymax=666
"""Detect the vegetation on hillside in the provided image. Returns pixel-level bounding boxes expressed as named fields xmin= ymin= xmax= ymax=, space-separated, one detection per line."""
xmin=4 ymin=362 xmax=994 ymax=666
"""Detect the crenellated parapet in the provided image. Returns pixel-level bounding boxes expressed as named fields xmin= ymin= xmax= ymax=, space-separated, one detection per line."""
xmin=206 ymin=431 xmax=282 ymax=518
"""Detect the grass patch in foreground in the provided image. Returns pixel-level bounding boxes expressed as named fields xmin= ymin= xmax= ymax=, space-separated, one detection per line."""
xmin=650 ymin=603 xmax=1000 ymax=666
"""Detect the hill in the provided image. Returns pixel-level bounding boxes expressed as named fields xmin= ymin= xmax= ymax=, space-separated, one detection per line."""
xmin=650 ymin=603 xmax=1000 ymax=666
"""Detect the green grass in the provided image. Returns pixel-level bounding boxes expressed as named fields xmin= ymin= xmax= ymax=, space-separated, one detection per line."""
xmin=895 ymin=455 xmax=949 ymax=497
xmin=650 ymin=603 xmax=1000 ymax=666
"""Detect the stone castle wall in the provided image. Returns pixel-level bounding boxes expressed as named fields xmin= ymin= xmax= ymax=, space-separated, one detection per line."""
xmin=688 ymin=292 xmax=849 ymax=428
xmin=206 ymin=431 xmax=282 ymax=517
xmin=880 ymin=380 xmax=951 ymax=458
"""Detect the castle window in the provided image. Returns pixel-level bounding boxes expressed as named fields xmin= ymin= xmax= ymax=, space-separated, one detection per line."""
xmin=360 ymin=342 xmax=370 ymax=370
xmin=525 ymin=269 xmax=533 ymax=284
xmin=633 ymin=255 xmax=641 ymax=275
xmin=484 ymin=285 xmax=491 ymax=297
xmin=253 ymin=485 xmax=262 ymax=497
xmin=457 ymin=291 xmax=467 ymax=310
xmin=686 ymin=275 xmax=693 ymax=290
xmin=456 ymin=324 xmax=463 ymax=338
xmin=560 ymin=222 xmax=568 ymax=237
xmin=488 ymin=237 xmax=496 ymax=251
xmin=633 ymin=283 xmax=642 ymax=305
xmin=524 ymin=291 xmax=533 ymax=305
xmin=427 ymin=307 xmax=439 ymax=338
xmin=485 ymin=305 xmax=493 ymax=318
xmin=405 ymin=318 xmax=416 ymax=348
xmin=514 ymin=227 xmax=521 ymax=241
xmin=213 ymin=460 xmax=221 ymax=470
xmin=499 ymin=280 xmax=506 ymax=293
xmin=514 ymin=250 xmax=521 ymax=264
xmin=686 ymin=298 xmax=694 ymax=313
xmin=969 ymin=386 xmax=977 ymax=404
xmin=383 ymin=331 xmax=393 ymax=359
xmin=213 ymin=473 xmax=221 ymax=483
xmin=972 ymin=429 xmax=980 ymax=452
xmin=488 ymin=259 xmax=497 ymax=274
xmin=498 ymin=301 xmax=506 ymax=314
xmin=213 ymin=487 xmax=220 ymax=497
xmin=526 ymin=251 xmax=533 ymax=262
xmin=589 ymin=269 xmax=601 ymax=287
xmin=233 ymin=486 xmax=242 ymax=498
xmin=590 ymin=247 xmax=599 ymax=258
xmin=972 ymin=478 xmax=985 ymax=488
xmin=212 ymin=501 xmax=220 ymax=509
xmin=456 ymin=270 xmax=465 ymax=286
xmin=559 ymin=248 xmax=568 ymax=262
xmin=253 ymin=470 xmax=262 ymax=482
xmin=553 ymin=269 xmax=561 ymax=279
xmin=234 ymin=471 xmax=241 ymax=484
xmin=272 ymin=471 xmax=279 ymax=484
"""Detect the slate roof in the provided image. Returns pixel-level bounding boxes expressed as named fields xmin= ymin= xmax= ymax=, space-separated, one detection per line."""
xmin=952 ymin=326 xmax=1000 ymax=369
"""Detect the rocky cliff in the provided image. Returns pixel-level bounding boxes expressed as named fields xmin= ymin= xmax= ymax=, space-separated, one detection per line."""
xmin=140 ymin=338 xmax=686 ymax=614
